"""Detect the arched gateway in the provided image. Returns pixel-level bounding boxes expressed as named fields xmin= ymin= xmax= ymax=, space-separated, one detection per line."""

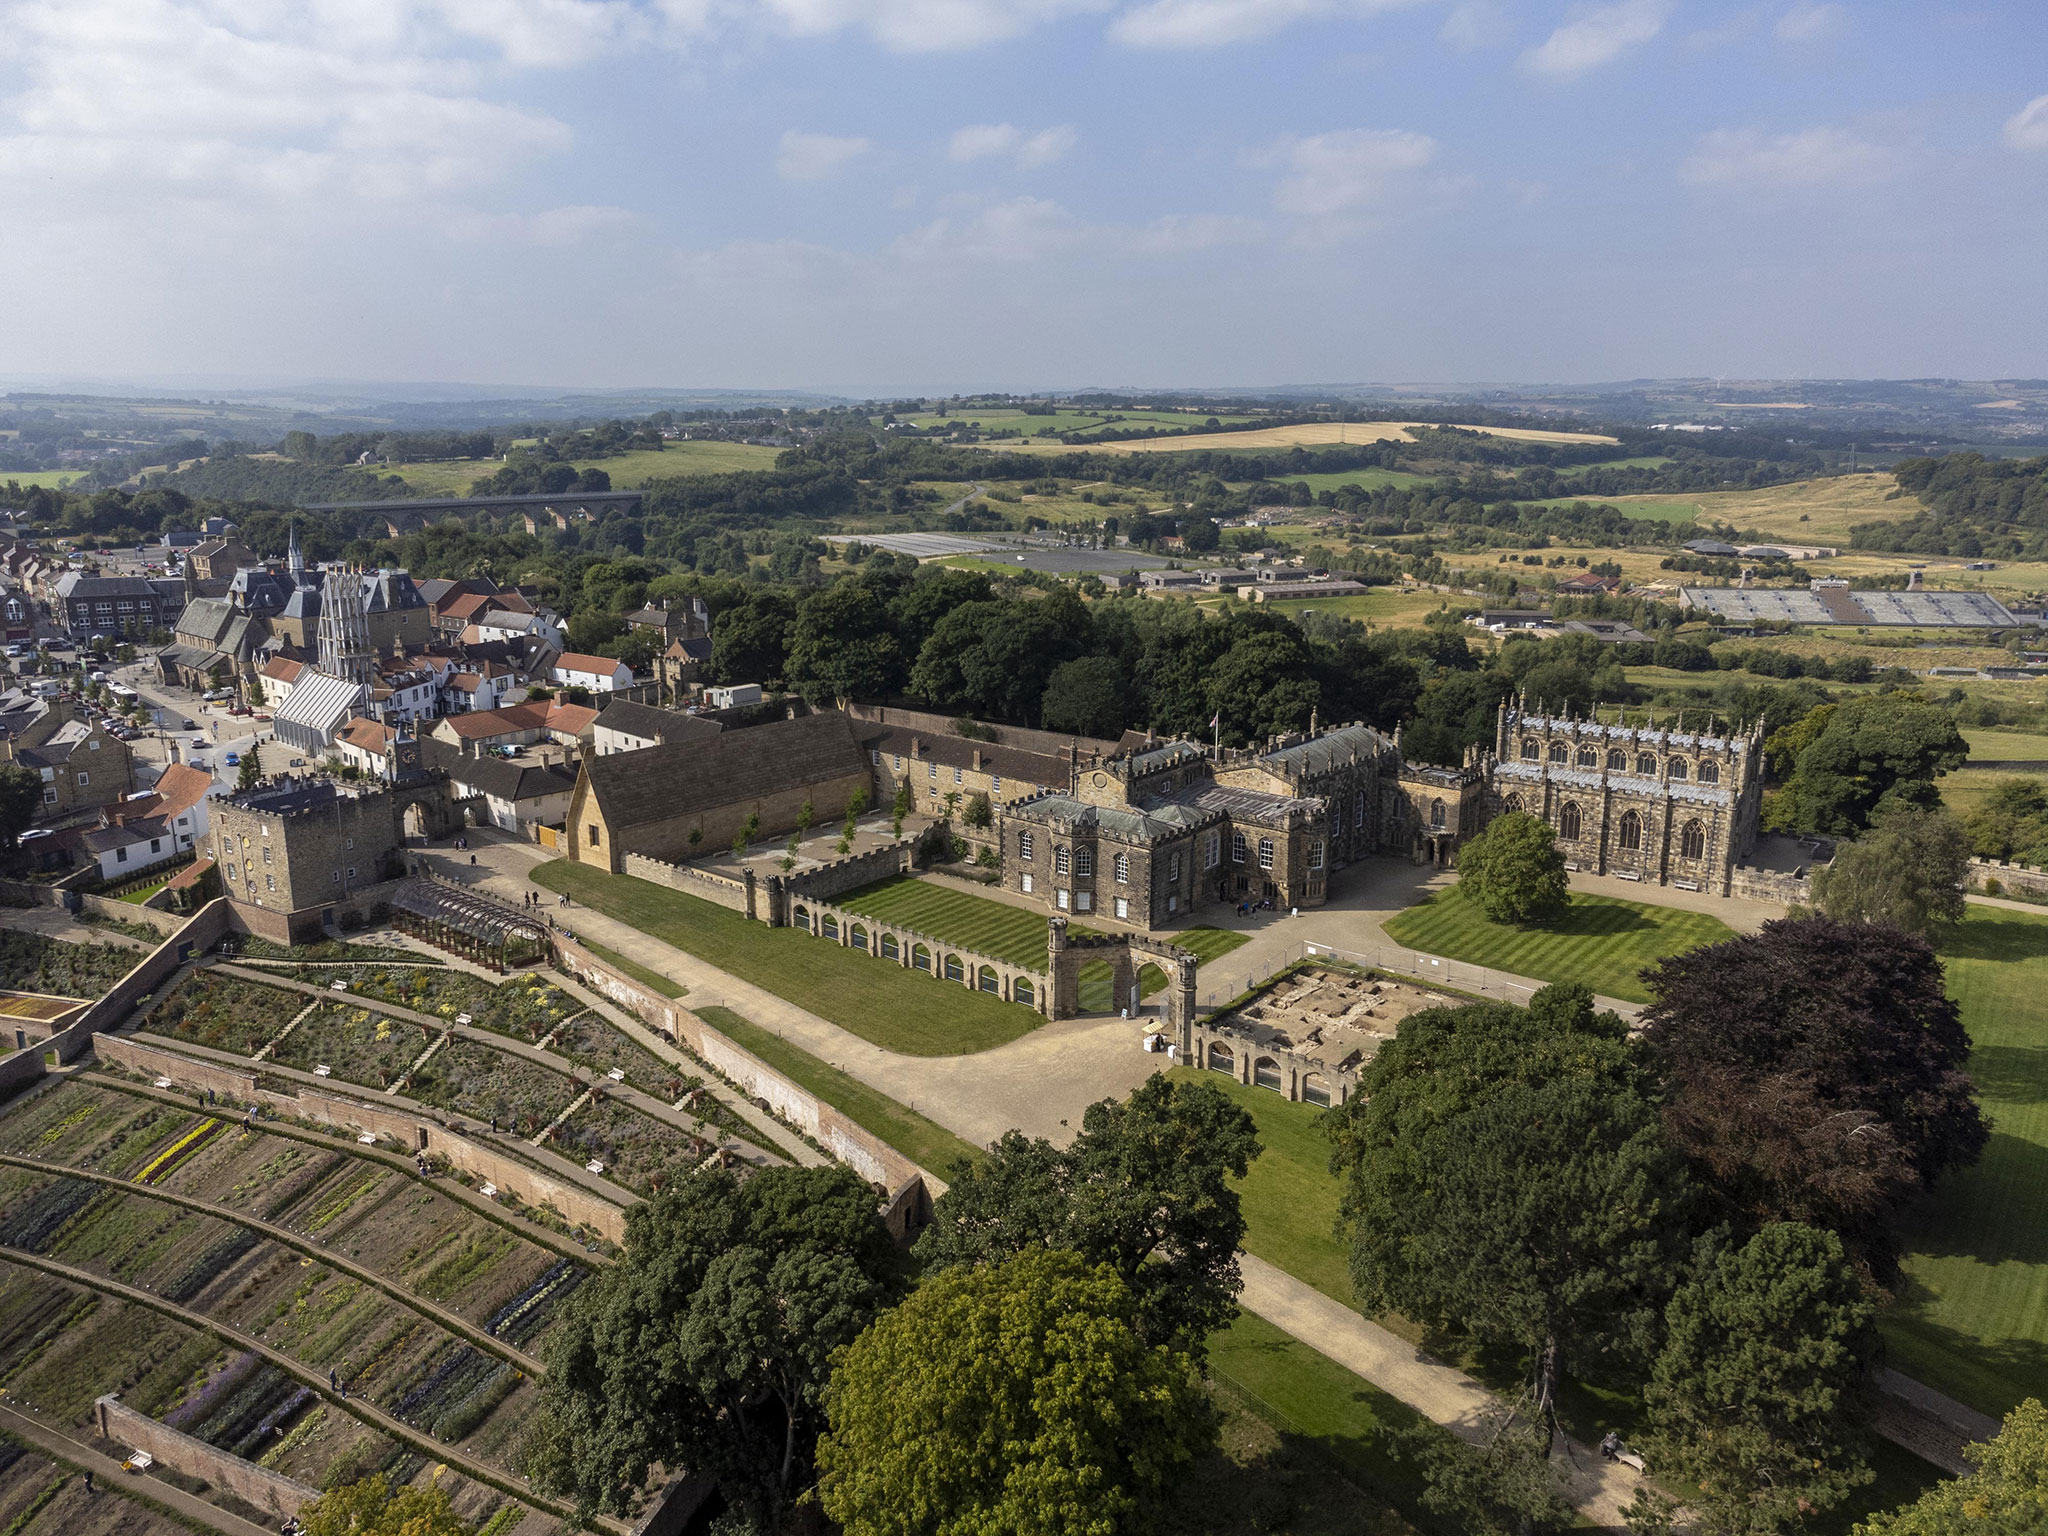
xmin=1045 ymin=916 xmax=1198 ymax=1031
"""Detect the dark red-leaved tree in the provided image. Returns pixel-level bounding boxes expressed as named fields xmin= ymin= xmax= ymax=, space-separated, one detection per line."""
xmin=1639 ymin=915 xmax=1986 ymax=1277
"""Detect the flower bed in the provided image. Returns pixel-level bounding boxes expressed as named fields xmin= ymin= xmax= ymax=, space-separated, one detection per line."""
xmin=549 ymin=1013 xmax=686 ymax=1097
xmin=407 ymin=1039 xmax=574 ymax=1137
xmin=134 ymin=1117 xmax=223 ymax=1185
xmin=483 ymin=1257 xmax=585 ymax=1348
xmin=294 ymin=966 xmax=576 ymax=1040
xmin=0 ymin=1084 xmax=130 ymax=1162
xmin=0 ymin=931 xmax=137 ymax=997
xmin=0 ymin=1177 xmax=102 ymax=1252
xmin=267 ymin=1006 xmax=431 ymax=1092
xmin=144 ymin=970 xmax=304 ymax=1056
xmin=548 ymin=1095 xmax=708 ymax=1197
xmin=233 ymin=934 xmax=441 ymax=965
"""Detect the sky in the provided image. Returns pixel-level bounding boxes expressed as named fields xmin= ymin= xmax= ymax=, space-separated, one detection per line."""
xmin=0 ymin=0 xmax=2044 ymax=397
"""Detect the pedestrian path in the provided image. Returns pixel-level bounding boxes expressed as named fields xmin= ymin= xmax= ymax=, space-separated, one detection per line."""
xmin=0 ymin=1400 xmax=273 ymax=1536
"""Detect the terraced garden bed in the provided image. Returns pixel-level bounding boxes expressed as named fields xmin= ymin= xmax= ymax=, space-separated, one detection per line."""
xmin=0 ymin=1264 xmax=200 ymax=1425
xmin=232 ymin=934 xmax=441 ymax=965
xmin=144 ymin=969 xmax=306 ymax=1056
xmin=548 ymin=1095 xmax=708 ymax=1196
xmin=0 ymin=1438 xmax=195 ymax=1536
xmin=407 ymin=1039 xmax=575 ymax=1137
xmin=267 ymin=1005 xmax=432 ymax=1091
xmin=294 ymin=965 xmax=579 ymax=1040
xmin=0 ymin=931 xmax=138 ymax=998
xmin=550 ymin=1011 xmax=687 ymax=1096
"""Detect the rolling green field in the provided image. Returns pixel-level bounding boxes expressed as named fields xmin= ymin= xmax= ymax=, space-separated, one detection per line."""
xmin=696 ymin=1004 xmax=983 ymax=1175
xmin=1382 ymin=884 xmax=1737 ymax=1004
xmin=1888 ymin=905 xmax=2048 ymax=1416
xmin=1239 ymin=468 xmax=1430 ymax=495
xmin=881 ymin=408 xmax=1260 ymax=439
xmin=531 ymin=862 xmax=1041 ymax=1055
xmin=1964 ymin=729 xmax=2048 ymax=763
xmin=382 ymin=441 xmax=781 ymax=495
xmin=0 ymin=469 xmax=91 ymax=489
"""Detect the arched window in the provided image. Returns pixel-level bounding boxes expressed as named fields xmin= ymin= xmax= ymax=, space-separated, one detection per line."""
xmin=1668 ymin=758 xmax=1688 ymax=781
xmin=1114 ymin=852 xmax=1130 ymax=883
xmin=821 ymin=914 xmax=839 ymax=940
xmin=1549 ymin=741 xmax=1570 ymax=763
xmin=1636 ymin=753 xmax=1657 ymax=774
xmin=1606 ymin=749 xmax=1626 ymax=770
xmin=880 ymin=933 xmax=900 ymax=960
xmin=1558 ymin=802 xmax=1582 ymax=841
xmin=1301 ymin=1073 xmax=1330 ymax=1108
xmin=1521 ymin=738 xmax=1540 ymax=760
xmin=1681 ymin=820 xmax=1706 ymax=859
xmin=1075 ymin=846 xmax=1094 ymax=878
xmin=850 ymin=924 xmax=868 ymax=952
xmin=912 ymin=943 xmax=931 ymax=972
xmin=1429 ymin=798 xmax=1445 ymax=830
xmin=1618 ymin=810 xmax=1642 ymax=851
xmin=1502 ymin=795 xmax=1523 ymax=814
xmin=1207 ymin=1042 xmax=1235 ymax=1074
xmin=1576 ymin=745 xmax=1598 ymax=768
xmin=1253 ymin=1056 xmax=1283 ymax=1090
xmin=1698 ymin=760 xmax=1720 ymax=784
xmin=1055 ymin=845 xmax=1072 ymax=876
xmin=794 ymin=906 xmax=811 ymax=932
xmin=943 ymin=954 xmax=965 ymax=982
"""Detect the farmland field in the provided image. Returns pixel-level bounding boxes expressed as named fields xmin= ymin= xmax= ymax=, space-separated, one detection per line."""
xmin=1382 ymin=884 xmax=1736 ymax=1004
xmin=1258 ymin=588 xmax=1459 ymax=630
xmin=1098 ymin=421 xmax=1618 ymax=453
xmin=0 ymin=469 xmax=89 ymax=489
xmin=380 ymin=439 xmax=780 ymax=495
xmin=1964 ymin=729 xmax=2048 ymax=762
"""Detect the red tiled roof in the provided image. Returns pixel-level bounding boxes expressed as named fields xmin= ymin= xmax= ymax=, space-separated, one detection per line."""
xmin=337 ymin=717 xmax=395 ymax=753
xmin=554 ymin=653 xmax=628 ymax=676
xmin=151 ymin=763 xmax=213 ymax=820
xmin=261 ymin=656 xmax=305 ymax=683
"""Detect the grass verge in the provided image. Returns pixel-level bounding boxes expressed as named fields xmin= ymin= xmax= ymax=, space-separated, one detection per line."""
xmin=694 ymin=1005 xmax=983 ymax=1176
xmin=532 ymin=862 xmax=1040 ymax=1055
xmin=570 ymin=935 xmax=687 ymax=999
xmin=1382 ymin=883 xmax=1735 ymax=1004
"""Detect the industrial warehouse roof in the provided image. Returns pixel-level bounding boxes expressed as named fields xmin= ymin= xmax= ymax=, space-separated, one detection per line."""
xmin=1680 ymin=586 xmax=2027 ymax=627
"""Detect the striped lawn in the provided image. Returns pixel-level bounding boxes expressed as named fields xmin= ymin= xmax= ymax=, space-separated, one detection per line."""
xmin=1889 ymin=905 xmax=2048 ymax=1417
xmin=1381 ymin=884 xmax=1735 ymax=1004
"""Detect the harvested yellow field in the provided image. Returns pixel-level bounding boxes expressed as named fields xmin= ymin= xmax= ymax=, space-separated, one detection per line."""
xmin=1606 ymin=472 xmax=1912 ymax=542
xmin=1108 ymin=421 xmax=1617 ymax=453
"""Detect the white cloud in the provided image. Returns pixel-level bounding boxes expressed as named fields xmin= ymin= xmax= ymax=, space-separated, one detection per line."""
xmin=1254 ymin=127 xmax=1437 ymax=219
xmin=893 ymin=196 xmax=1259 ymax=260
xmin=2005 ymin=95 xmax=2048 ymax=153
xmin=1439 ymin=1 xmax=1509 ymax=50
xmin=776 ymin=129 xmax=871 ymax=181
xmin=1109 ymin=0 xmax=1425 ymax=49
xmin=947 ymin=122 xmax=1077 ymax=167
xmin=1774 ymin=1 xmax=1846 ymax=43
xmin=1681 ymin=125 xmax=1894 ymax=188
xmin=749 ymin=0 xmax=1111 ymax=51
xmin=1518 ymin=0 xmax=1670 ymax=79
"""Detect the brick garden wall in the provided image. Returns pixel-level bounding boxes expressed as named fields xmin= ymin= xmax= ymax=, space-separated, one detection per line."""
xmin=95 ymin=1395 xmax=317 ymax=1520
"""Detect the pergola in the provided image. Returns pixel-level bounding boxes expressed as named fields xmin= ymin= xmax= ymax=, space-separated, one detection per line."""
xmin=390 ymin=878 xmax=547 ymax=972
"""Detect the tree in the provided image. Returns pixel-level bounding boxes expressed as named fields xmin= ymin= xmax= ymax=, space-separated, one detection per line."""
xmin=1041 ymin=655 xmax=1126 ymax=738
xmin=1812 ymin=805 xmax=1970 ymax=936
xmin=890 ymin=780 xmax=912 ymax=834
xmin=1640 ymin=917 xmax=1987 ymax=1275
xmin=785 ymin=579 xmax=905 ymax=703
xmin=1853 ymin=1398 xmax=2048 ymax=1534
xmin=1963 ymin=775 xmax=2048 ymax=864
xmin=530 ymin=1165 xmax=898 ymax=1524
xmin=1644 ymin=1223 xmax=1876 ymax=1535
xmin=916 ymin=1074 xmax=1261 ymax=1356
xmin=1775 ymin=694 xmax=1967 ymax=836
xmin=816 ymin=1250 xmax=1205 ymax=1536
xmin=297 ymin=1475 xmax=470 ymax=1536
xmin=1456 ymin=810 xmax=1569 ymax=925
xmin=1328 ymin=985 xmax=1692 ymax=1436
xmin=0 ymin=763 xmax=41 ymax=851
xmin=731 ymin=810 xmax=760 ymax=859
xmin=1402 ymin=1413 xmax=1575 ymax=1536
xmin=962 ymin=792 xmax=992 ymax=830
xmin=235 ymin=751 xmax=261 ymax=793
xmin=1204 ymin=630 xmax=1319 ymax=746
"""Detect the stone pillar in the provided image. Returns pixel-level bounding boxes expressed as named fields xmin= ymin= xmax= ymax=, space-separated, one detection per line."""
xmin=743 ymin=867 xmax=758 ymax=922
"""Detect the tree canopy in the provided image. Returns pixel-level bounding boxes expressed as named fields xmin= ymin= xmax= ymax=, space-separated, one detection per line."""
xmin=1853 ymin=1398 xmax=2048 ymax=1534
xmin=915 ymin=1074 xmax=1261 ymax=1356
xmin=816 ymin=1250 xmax=1205 ymax=1536
xmin=1768 ymin=694 xmax=1968 ymax=837
xmin=1454 ymin=809 xmax=1570 ymax=925
xmin=297 ymin=1475 xmax=471 ymax=1536
xmin=1328 ymin=984 xmax=1692 ymax=1431
xmin=528 ymin=1164 xmax=899 ymax=1522
xmin=1640 ymin=916 xmax=1986 ymax=1275
xmin=1811 ymin=805 xmax=1971 ymax=936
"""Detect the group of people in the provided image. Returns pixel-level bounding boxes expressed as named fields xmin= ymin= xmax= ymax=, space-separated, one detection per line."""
xmin=520 ymin=890 xmax=568 ymax=908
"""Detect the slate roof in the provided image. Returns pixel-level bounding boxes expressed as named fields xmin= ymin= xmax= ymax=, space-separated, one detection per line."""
xmin=82 ymin=815 xmax=170 ymax=855
xmin=1002 ymin=792 xmax=1206 ymax=845
xmin=53 ymin=572 xmax=159 ymax=601
xmin=1256 ymin=724 xmax=1393 ymax=780
xmin=584 ymin=710 xmax=870 ymax=830
xmin=861 ymin=723 xmax=1064 ymax=791
xmin=594 ymin=698 xmax=724 ymax=746
xmin=422 ymin=738 xmax=578 ymax=804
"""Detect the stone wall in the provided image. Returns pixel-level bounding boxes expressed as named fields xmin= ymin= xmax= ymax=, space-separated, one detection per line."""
xmin=95 ymin=1396 xmax=317 ymax=1520
xmin=223 ymin=876 xmax=407 ymax=947
xmin=784 ymin=895 xmax=1050 ymax=1015
xmin=73 ymin=892 xmax=183 ymax=934
xmin=774 ymin=839 xmax=916 ymax=910
xmin=1727 ymin=864 xmax=1813 ymax=905
xmin=621 ymin=852 xmax=750 ymax=914
xmin=1970 ymin=858 xmax=2048 ymax=900
xmin=0 ymin=1045 xmax=46 ymax=1097
xmin=554 ymin=935 xmax=688 ymax=1038
xmin=62 ymin=898 xmax=235 ymax=1061
xmin=96 ymin=1034 xmax=630 ymax=1242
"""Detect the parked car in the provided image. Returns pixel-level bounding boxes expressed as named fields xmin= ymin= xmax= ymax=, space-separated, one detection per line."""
xmin=181 ymin=719 xmax=197 ymax=731
xmin=224 ymin=752 xmax=240 ymax=766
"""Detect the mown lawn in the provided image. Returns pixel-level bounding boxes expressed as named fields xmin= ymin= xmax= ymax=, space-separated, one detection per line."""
xmin=1889 ymin=905 xmax=2048 ymax=1416
xmin=572 ymin=935 xmax=687 ymax=999
xmin=1381 ymin=883 xmax=1735 ymax=1004
xmin=695 ymin=1005 xmax=984 ymax=1176
xmin=532 ymin=862 xmax=1040 ymax=1056
xmin=1167 ymin=1065 xmax=1352 ymax=1306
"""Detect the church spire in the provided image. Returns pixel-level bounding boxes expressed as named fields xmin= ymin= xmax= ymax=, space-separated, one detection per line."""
xmin=287 ymin=519 xmax=305 ymax=580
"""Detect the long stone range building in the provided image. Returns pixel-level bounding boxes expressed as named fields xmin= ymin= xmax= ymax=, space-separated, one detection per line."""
xmin=1487 ymin=699 xmax=1765 ymax=894
xmin=997 ymin=724 xmax=1409 ymax=929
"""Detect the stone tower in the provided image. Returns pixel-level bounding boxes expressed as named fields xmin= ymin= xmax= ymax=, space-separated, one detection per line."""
xmin=316 ymin=565 xmax=376 ymax=687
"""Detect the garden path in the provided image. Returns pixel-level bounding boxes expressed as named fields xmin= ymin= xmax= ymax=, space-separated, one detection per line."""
xmin=0 ymin=1399 xmax=274 ymax=1536
xmin=0 ymin=1150 xmax=544 ymax=1377
xmin=4 ymin=904 xmax=154 ymax=951
xmin=0 ymin=1246 xmax=602 ymax=1531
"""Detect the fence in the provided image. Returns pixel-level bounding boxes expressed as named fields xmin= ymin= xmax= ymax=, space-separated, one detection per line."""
xmin=1193 ymin=934 xmax=1643 ymax=1017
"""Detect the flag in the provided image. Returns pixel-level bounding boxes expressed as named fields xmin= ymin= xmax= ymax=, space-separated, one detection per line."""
xmin=1209 ymin=713 xmax=1220 ymax=731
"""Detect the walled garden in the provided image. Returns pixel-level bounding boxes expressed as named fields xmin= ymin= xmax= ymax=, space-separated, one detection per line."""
xmin=549 ymin=1011 xmax=686 ymax=1096
xmin=546 ymin=1093 xmax=710 ymax=1196
xmin=291 ymin=965 xmax=580 ymax=1041
xmin=0 ymin=931 xmax=139 ymax=999
xmin=266 ymin=1006 xmax=433 ymax=1090
xmin=143 ymin=970 xmax=310 ymax=1057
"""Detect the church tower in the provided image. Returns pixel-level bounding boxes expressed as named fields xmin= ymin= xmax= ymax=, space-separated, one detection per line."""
xmin=315 ymin=565 xmax=376 ymax=687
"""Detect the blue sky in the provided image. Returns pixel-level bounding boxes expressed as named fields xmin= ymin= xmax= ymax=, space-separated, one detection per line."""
xmin=0 ymin=0 xmax=2043 ymax=395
